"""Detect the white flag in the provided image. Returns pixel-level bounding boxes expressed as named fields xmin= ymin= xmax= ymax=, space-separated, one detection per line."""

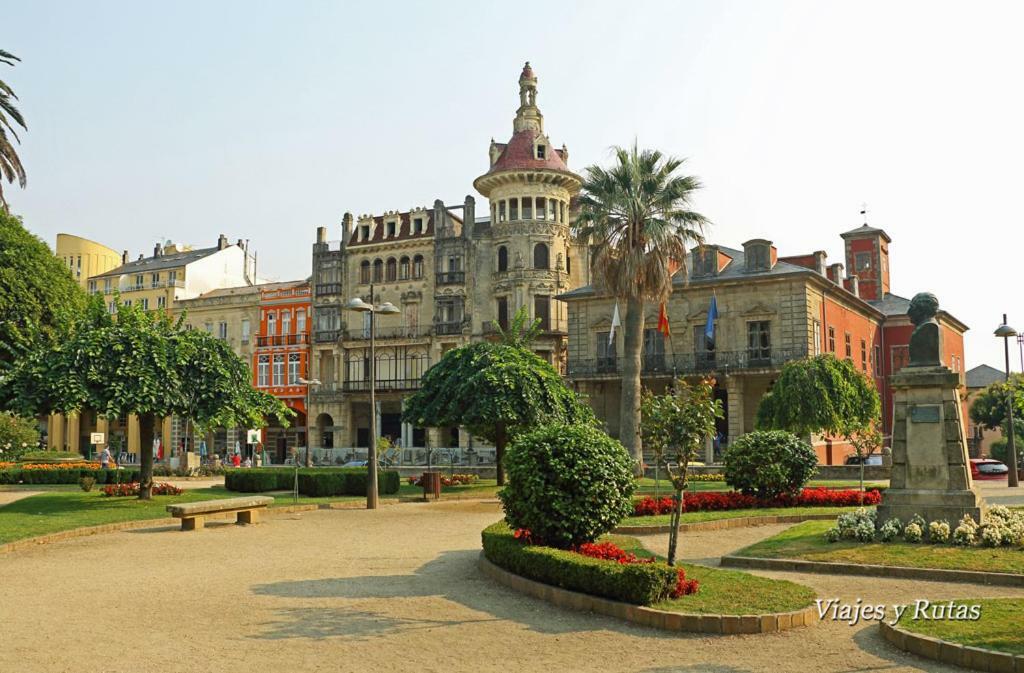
xmin=609 ymin=302 xmax=621 ymax=346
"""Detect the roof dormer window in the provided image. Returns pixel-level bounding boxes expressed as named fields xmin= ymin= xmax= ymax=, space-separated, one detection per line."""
xmin=413 ymin=217 xmax=423 ymax=235
xmin=360 ymin=225 xmax=370 ymax=241
xmin=536 ymin=144 xmax=546 ymax=159
xmin=742 ymin=239 xmax=774 ymax=273
xmin=386 ymin=221 xmax=396 ymax=238
xmin=693 ymin=246 xmax=719 ymax=277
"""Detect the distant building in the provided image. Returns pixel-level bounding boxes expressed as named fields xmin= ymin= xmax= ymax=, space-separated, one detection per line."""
xmin=54 ymin=233 xmax=121 ymax=289
xmin=965 ymin=364 xmax=1006 ymax=458
xmin=559 ymin=224 xmax=969 ymax=464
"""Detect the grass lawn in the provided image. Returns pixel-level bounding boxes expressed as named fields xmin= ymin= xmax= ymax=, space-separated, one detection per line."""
xmin=895 ymin=598 xmax=1024 ymax=655
xmin=634 ymin=478 xmax=887 ymax=495
xmin=607 ymin=534 xmax=817 ymax=614
xmin=735 ymin=520 xmax=1024 ymax=574
xmin=621 ymin=506 xmax=853 ymax=527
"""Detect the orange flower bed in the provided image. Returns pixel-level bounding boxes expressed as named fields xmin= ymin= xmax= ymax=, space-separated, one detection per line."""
xmin=13 ymin=462 xmax=104 ymax=470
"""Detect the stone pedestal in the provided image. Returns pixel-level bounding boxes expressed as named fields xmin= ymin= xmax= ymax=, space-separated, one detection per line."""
xmin=877 ymin=366 xmax=985 ymax=526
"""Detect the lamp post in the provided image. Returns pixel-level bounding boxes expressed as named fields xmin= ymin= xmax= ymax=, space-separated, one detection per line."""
xmin=345 ymin=284 xmax=400 ymax=509
xmin=298 ymin=377 xmax=321 ymax=467
xmin=995 ymin=315 xmax=1019 ymax=488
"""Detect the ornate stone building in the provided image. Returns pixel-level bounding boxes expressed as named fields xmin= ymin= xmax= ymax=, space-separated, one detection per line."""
xmin=308 ymin=63 xmax=589 ymax=454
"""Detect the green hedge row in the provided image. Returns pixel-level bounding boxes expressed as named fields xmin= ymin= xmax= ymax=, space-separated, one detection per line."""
xmin=0 ymin=468 xmax=141 ymax=485
xmin=225 ymin=468 xmax=401 ymax=496
xmin=481 ymin=522 xmax=678 ymax=605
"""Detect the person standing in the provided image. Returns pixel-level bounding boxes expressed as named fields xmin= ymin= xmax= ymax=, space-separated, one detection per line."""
xmin=98 ymin=445 xmax=112 ymax=469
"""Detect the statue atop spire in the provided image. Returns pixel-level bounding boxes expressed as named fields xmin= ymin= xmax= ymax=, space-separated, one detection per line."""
xmin=514 ymin=61 xmax=543 ymax=133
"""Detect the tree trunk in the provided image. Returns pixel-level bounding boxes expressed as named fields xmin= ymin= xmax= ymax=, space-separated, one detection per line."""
xmin=667 ymin=488 xmax=683 ymax=566
xmin=495 ymin=423 xmax=507 ymax=486
xmin=138 ymin=414 xmax=155 ymax=500
xmin=620 ymin=297 xmax=645 ymax=474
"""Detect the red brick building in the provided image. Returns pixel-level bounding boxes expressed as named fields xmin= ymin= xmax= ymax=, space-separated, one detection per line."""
xmin=254 ymin=280 xmax=312 ymax=462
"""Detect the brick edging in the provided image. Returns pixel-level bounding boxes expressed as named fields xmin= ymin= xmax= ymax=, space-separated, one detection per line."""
xmin=721 ymin=555 xmax=1024 ymax=587
xmin=477 ymin=552 xmax=817 ymax=634
xmin=614 ymin=513 xmax=838 ymax=536
xmin=880 ymin=620 xmax=1024 ymax=671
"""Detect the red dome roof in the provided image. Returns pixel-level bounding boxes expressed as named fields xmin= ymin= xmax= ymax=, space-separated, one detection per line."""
xmin=488 ymin=129 xmax=568 ymax=174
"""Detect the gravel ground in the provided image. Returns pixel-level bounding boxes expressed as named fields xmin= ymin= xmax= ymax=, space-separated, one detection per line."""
xmin=2 ymin=500 xmax=1024 ymax=673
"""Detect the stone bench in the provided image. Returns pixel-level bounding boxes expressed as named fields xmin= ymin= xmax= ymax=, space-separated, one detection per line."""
xmin=166 ymin=496 xmax=273 ymax=531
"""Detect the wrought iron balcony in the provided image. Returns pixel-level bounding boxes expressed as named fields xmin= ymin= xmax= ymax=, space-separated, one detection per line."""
xmin=256 ymin=333 xmax=310 ymax=347
xmin=313 ymin=329 xmax=341 ymax=344
xmin=343 ymin=325 xmax=433 ymax=341
xmin=315 ymin=282 xmax=344 ymax=297
xmin=341 ymin=378 xmax=423 ymax=392
xmin=566 ymin=347 xmax=808 ymax=379
xmin=435 ymin=271 xmax=465 ymax=285
xmin=434 ymin=320 xmax=466 ymax=336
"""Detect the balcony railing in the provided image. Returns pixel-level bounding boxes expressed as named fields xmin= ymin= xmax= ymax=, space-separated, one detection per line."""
xmin=436 ymin=271 xmax=465 ymax=285
xmin=343 ymin=325 xmax=432 ymax=341
xmin=310 ymin=382 xmax=345 ymax=400
xmin=434 ymin=320 xmax=466 ymax=336
xmin=256 ymin=333 xmax=310 ymax=347
xmin=114 ymin=280 xmax=185 ymax=294
xmin=315 ymin=282 xmax=344 ymax=297
xmin=341 ymin=378 xmax=423 ymax=392
xmin=566 ymin=347 xmax=808 ymax=378
xmin=314 ymin=329 xmax=341 ymax=343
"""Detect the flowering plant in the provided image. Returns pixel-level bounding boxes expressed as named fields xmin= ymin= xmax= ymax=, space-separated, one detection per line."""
xmin=574 ymin=540 xmax=698 ymax=598
xmin=101 ymin=482 xmax=183 ymax=497
xmin=632 ymin=487 xmax=881 ymax=517
xmin=407 ymin=473 xmax=480 ymax=487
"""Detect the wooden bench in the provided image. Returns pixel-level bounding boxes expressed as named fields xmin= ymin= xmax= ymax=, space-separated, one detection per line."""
xmin=166 ymin=496 xmax=273 ymax=531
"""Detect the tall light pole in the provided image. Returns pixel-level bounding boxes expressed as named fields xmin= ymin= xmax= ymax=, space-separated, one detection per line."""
xmin=298 ymin=377 xmax=321 ymax=467
xmin=995 ymin=315 xmax=1019 ymax=488
xmin=345 ymin=284 xmax=400 ymax=509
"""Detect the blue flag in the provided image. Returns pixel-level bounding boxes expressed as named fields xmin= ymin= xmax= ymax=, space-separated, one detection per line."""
xmin=704 ymin=296 xmax=718 ymax=348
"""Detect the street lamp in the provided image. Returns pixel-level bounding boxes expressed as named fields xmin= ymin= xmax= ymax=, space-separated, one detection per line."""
xmin=298 ymin=377 xmax=321 ymax=467
xmin=995 ymin=315 xmax=1019 ymax=488
xmin=345 ymin=284 xmax=400 ymax=509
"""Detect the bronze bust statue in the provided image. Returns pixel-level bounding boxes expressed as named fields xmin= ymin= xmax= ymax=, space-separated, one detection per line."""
xmin=907 ymin=292 xmax=941 ymax=367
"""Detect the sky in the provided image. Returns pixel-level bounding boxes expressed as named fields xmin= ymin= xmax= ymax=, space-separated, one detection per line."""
xmin=3 ymin=0 xmax=1023 ymax=370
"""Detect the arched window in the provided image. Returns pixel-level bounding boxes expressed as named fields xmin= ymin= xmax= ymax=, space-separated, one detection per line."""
xmin=533 ymin=242 xmax=549 ymax=269
xmin=360 ymin=260 xmax=370 ymax=284
xmin=399 ymin=256 xmax=410 ymax=280
xmin=412 ymin=254 xmax=424 ymax=279
xmin=566 ymin=254 xmax=571 ymax=274
xmin=497 ymin=246 xmax=508 ymax=272
xmin=372 ymin=259 xmax=383 ymax=283
xmin=385 ymin=257 xmax=397 ymax=282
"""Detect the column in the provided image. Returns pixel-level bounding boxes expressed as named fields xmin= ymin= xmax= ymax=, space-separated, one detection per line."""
xmin=704 ymin=434 xmax=715 ymax=464
xmin=726 ymin=375 xmax=745 ymax=443
xmin=128 ymin=414 xmax=141 ymax=455
xmin=48 ymin=414 xmax=65 ymax=450
xmin=96 ymin=416 xmax=109 ymax=444
xmin=66 ymin=413 xmax=81 ymax=454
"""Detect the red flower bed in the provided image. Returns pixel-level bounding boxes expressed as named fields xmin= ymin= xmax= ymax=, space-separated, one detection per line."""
xmin=633 ymin=487 xmax=881 ymax=517
xmin=100 ymin=482 xmax=183 ymax=497
xmin=407 ymin=473 xmax=480 ymax=487
xmin=575 ymin=541 xmax=698 ymax=598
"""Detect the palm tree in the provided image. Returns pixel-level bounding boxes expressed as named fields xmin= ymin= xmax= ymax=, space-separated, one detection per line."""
xmin=573 ymin=143 xmax=709 ymax=470
xmin=0 ymin=49 xmax=27 ymax=213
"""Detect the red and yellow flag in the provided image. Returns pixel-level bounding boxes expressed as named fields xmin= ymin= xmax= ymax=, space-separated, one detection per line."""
xmin=657 ymin=303 xmax=671 ymax=337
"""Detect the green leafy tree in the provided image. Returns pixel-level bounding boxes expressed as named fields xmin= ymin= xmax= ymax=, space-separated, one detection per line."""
xmin=494 ymin=305 xmax=541 ymax=348
xmin=848 ymin=421 xmax=883 ymax=503
xmin=723 ymin=430 xmax=818 ymax=498
xmin=970 ymin=375 xmax=1024 ymax=442
xmin=499 ymin=423 xmax=635 ymax=548
xmin=573 ymin=142 xmax=709 ymax=471
xmin=402 ymin=341 xmax=591 ymax=485
xmin=640 ymin=378 xmax=722 ymax=565
xmin=4 ymin=298 xmax=291 ymax=498
xmin=756 ymin=355 xmax=881 ymax=439
xmin=0 ymin=211 xmax=85 ymax=382
xmin=0 ymin=49 xmax=27 ymax=212
xmin=0 ymin=411 xmax=39 ymax=460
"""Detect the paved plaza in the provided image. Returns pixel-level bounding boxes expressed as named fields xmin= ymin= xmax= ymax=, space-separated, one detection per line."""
xmin=3 ymin=498 xmax=1024 ymax=673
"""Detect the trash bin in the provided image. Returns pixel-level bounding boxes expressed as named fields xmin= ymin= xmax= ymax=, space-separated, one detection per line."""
xmin=421 ymin=471 xmax=442 ymax=499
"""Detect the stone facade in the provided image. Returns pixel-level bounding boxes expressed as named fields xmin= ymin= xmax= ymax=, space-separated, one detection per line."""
xmin=307 ymin=63 xmax=587 ymax=455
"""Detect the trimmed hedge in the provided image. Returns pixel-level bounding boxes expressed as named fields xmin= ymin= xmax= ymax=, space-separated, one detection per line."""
xmin=0 ymin=468 xmax=140 ymax=485
xmin=481 ymin=522 xmax=678 ymax=605
xmin=225 ymin=468 xmax=401 ymax=496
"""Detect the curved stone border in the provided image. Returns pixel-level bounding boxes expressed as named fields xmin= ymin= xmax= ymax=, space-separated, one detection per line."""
xmin=880 ymin=620 xmax=1024 ymax=671
xmin=615 ymin=513 xmax=838 ymax=535
xmin=477 ymin=552 xmax=817 ymax=634
xmin=721 ymin=555 xmax=1024 ymax=588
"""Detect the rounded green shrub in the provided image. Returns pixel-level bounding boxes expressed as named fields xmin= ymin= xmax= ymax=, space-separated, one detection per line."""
xmin=498 ymin=423 xmax=635 ymax=548
xmin=723 ymin=430 xmax=817 ymax=498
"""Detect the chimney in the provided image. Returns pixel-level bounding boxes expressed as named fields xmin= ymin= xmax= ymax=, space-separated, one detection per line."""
xmin=342 ymin=212 xmax=354 ymax=243
xmin=463 ymin=195 xmax=475 ymax=240
xmin=846 ymin=275 xmax=860 ymax=298
xmin=217 ymin=234 xmax=228 ymax=250
xmin=153 ymin=242 xmax=163 ymax=257
xmin=433 ymin=199 xmax=445 ymax=238
xmin=122 ymin=250 xmax=129 ymax=265
xmin=316 ymin=226 xmax=327 ymax=244
xmin=828 ymin=263 xmax=844 ymax=285
xmin=236 ymin=238 xmax=244 ymax=248
xmin=137 ymin=254 xmax=144 ymax=261
xmin=813 ymin=251 xmax=827 ymax=276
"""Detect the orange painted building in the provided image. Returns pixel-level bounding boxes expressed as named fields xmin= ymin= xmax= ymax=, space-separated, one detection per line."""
xmin=254 ymin=280 xmax=312 ymax=462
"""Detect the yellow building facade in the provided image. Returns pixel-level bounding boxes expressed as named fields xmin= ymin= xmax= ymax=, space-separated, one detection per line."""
xmin=54 ymin=233 xmax=121 ymax=289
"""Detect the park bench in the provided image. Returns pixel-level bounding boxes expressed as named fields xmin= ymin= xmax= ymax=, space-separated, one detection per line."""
xmin=166 ymin=496 xmax=273 ymax=531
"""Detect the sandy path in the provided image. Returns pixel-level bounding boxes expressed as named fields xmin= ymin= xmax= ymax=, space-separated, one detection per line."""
xmin=2 ymin=502 xmax=1022 ymax=673
xmin=0 ymin=489 xmax=43 ymax=506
